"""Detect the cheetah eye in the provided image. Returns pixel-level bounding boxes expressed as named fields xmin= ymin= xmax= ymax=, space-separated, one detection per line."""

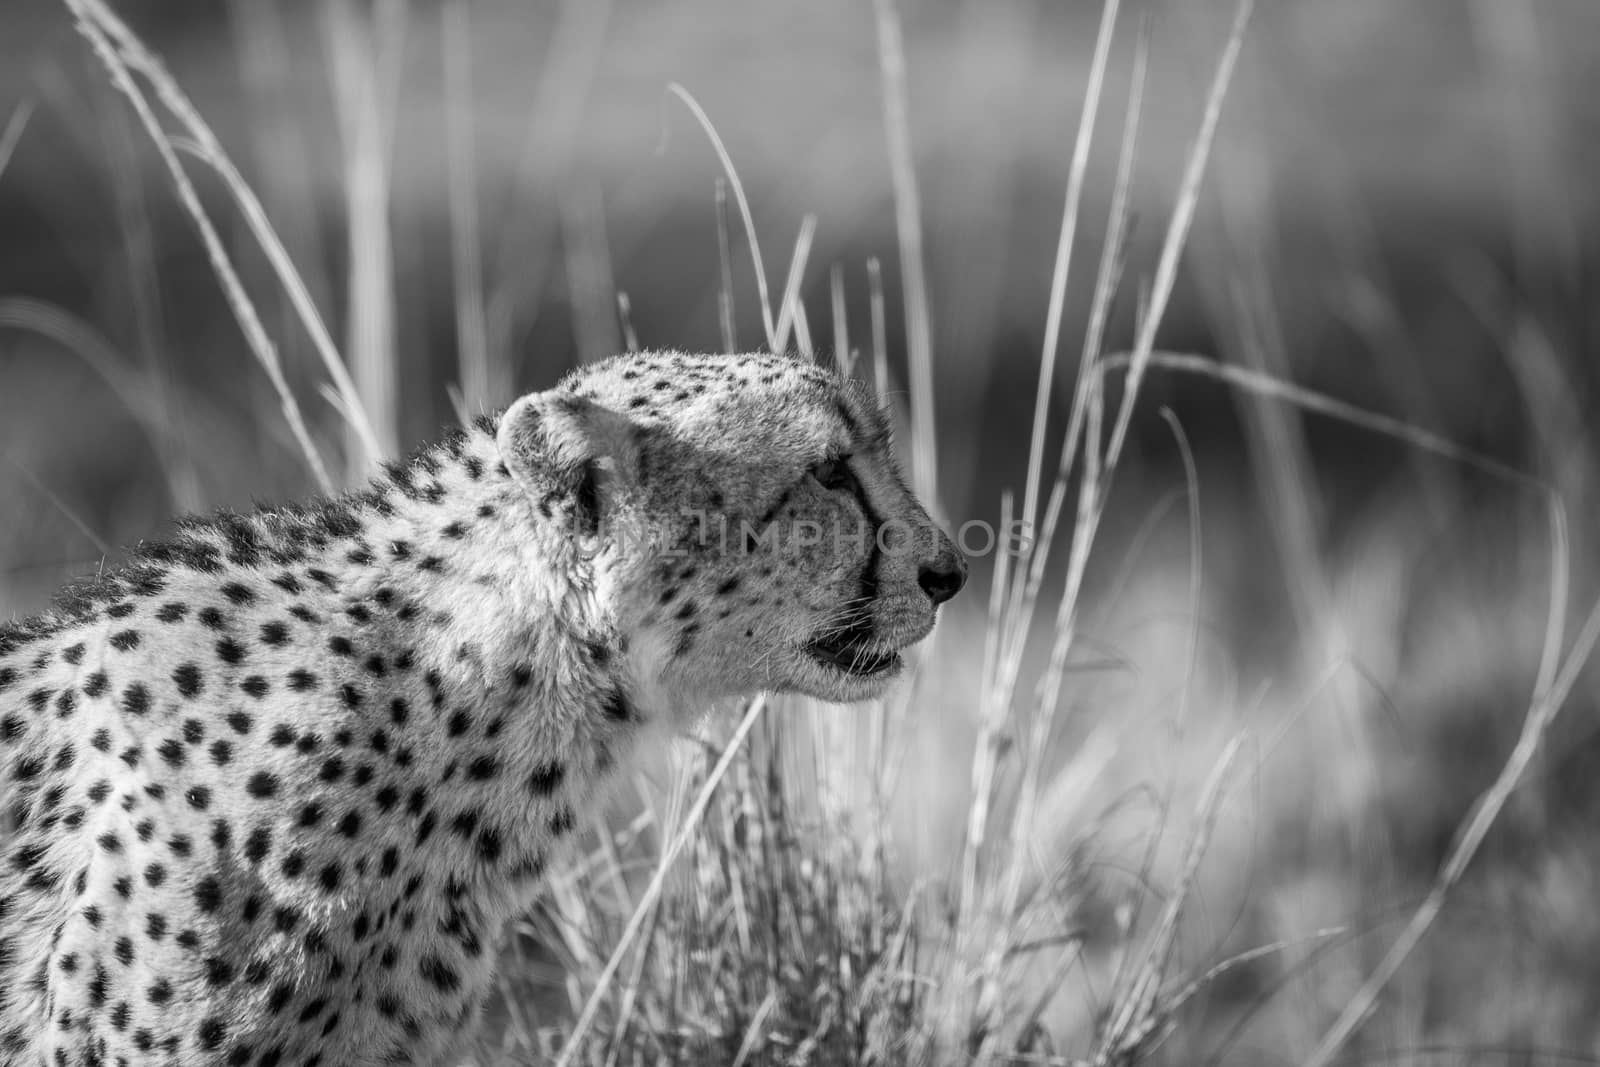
xmin=810 ymin=457 xmax=858 ymax=493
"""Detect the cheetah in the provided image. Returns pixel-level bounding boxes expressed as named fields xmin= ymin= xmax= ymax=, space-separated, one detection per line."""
xmin=0 ymin=350 xmax=965 ymax=1065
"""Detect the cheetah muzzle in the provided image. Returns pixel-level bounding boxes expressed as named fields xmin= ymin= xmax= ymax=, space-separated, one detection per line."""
xmin=0 ymin=350 xmax=963 ymax=1065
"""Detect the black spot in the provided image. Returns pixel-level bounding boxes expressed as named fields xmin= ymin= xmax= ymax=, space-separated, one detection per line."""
xmin=296 ymin=803 xmax=322 ymax=829
xmin=226 ymin=710 xmax=253 ymax=734
xmin=418 ymin=954 xmax=460 ymax=992
xmin=339 ymin=683 xmax=362 ymax=708
xmin=197 ymin=1017 xmax=226 ymax=1050
xmin=280 ymin=850 xmax=305 ymax=879
xmin=216 ymin=638 xmax=246 ymax=665
xmin=82 ymin=671 xmax=108 ymax=698
xmin=389 ymin=698 xmax=409 ymax=726
xmin=240 ymin=676 xmax=269 ymax=699
xmin=317 ymin=864 xmax=341 ymax=893
xmin=260 ymin=621 xmax=289 ymax=646
xmin=549 ymin=808 xmax=576 ymax=836
xmin=156 ymin=602 xmax=187 ymax=623
xmin=210 ymin=740 xmax=233 ymax=766
xmin=194 ymin=876 xmax=222 ymax=913
xmin=62 ymin=643 xmax=85 ymax=665
xmin=198 ymin=607 xmax=225 ymax=630
xmin=337 ymin=811 xmax=361 ymax=838
xmin=89 ymin=963 xmax=108 ymax=1007
xmin=476 ymin=826 xmax=502 ymax=864
xmin=173 ymin=664 xmax=203 ymax=698
xmin=220 ymin=582 xmax=255 ymax=605
xmin=328 ymin=636 xmax=353 ymax=657
xmin=602 ymin=689 xmax=632 ymax=722
xmin=246 ymin=772 xmax=279 ymax=798
xmin=109 ymin=631 xmax=140 ymax=652
xmin=157 ymin=739 xmax=185 ymax=767
xmin=288 ymin=669 xmax=317 ymax=692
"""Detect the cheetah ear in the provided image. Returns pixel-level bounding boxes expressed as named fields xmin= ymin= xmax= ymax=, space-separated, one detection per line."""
xmin=497 ymin=391 xmax=640 ymax=533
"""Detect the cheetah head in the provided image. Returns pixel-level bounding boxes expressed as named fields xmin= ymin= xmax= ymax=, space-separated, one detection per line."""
xmin=497 ymin=351 xmax=965 ymax=707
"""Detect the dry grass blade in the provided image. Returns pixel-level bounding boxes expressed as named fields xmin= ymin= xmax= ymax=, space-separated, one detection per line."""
xmin=5 ymin=457 xmax=111 ymax=557
xmin=64 ymin=0 xmax=383 ymax=470
xmin=958 ymin=485 xmax=1013 ymax=942
xmin=62 ymin=0 xmax=336 ymax=494
xmin=773 ymin=213 xmax=819 ymax=356
xmin=995 ymin=17 xmax=1148 ymax=752
xmin=442 ymin=0 xmax=491 ymax=411
xmin=325 ymin=0 xmax=405 ymax=467
xmin=554 ymin=696 xmax=770 ymax=1067
xmin=668 ymin=83 xmax=777 ymax=352
xmin=0 ymin=295 xmax=202 ymax=509
xmin=1097 ymin=734 xmax=1244 ymax=1063
xmin=715 ymin=178 xmax=739 ymax=354
xmin=0 ymin=100 xmax=34 ymax=185
xmin=1096 ymin=350 xmax=1543 ymax=492
xmin=871 ymin=0 xmax=938 ymax=506
xmin=1018 ymin=0 xmax=1120 ymax=551
xmin=868 ymin=256 xmax=890 ymax=401
xmin=829 ymin=263 xmax=854 ymax=376
xmin=615 ymin=292 xmax=640 ymax=353
xmin=1105 ymin=0 xmax=1253 ymax=472
xmin=1304 ymin=499 xmax=1597 ymax=1067
xmin=1029 ymin=18 xmax=1148 ymax=601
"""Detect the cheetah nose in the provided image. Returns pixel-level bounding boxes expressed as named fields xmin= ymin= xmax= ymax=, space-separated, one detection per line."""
xmin=918 ymin=553 xmax=966 ymax=606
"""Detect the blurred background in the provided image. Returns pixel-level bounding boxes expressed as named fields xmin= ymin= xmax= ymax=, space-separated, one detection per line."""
xmin=4 ymin=0 xmax=1600 ymax=1061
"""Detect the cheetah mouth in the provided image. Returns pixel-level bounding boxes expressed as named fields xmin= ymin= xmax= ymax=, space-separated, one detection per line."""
xmin=803 ymin=623 xmax=902 ymax=677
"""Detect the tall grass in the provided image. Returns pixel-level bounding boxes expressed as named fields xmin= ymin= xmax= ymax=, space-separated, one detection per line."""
xmin=25 ymin=1 xmax=1600 ymax=1064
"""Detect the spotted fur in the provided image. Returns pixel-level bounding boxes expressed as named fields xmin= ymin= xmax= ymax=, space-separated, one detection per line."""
xmin=0 ymin=351 xmax=964 ymax=1065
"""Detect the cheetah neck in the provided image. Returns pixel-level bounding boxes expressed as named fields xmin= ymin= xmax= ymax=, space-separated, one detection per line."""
xmin=291 ymin=426 xmax=651 ymax=900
